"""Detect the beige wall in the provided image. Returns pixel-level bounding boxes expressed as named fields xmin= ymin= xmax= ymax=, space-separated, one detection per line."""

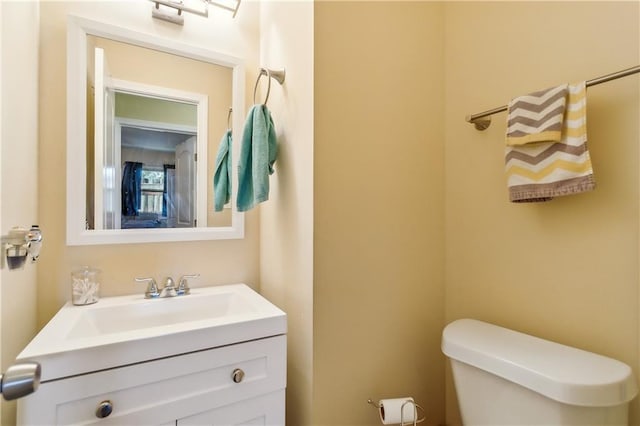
xmin=37 ymin=1 xmax=261 ymax=327
xmin=313 ymin=2 xmax=639 ymax=426
xmin=314 ymin=2 xmax=446 ymax=424
xmin=1 ymin=2 xmax=39 ymax=424
xmin=258 ymin=1 xmax=315 ymax=425
xmin=444 ymin=2 xmax=640 ymax=425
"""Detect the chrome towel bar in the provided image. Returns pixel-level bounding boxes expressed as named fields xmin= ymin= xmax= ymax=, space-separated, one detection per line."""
xmin=466 ymin=65 xmax=640 ymax=130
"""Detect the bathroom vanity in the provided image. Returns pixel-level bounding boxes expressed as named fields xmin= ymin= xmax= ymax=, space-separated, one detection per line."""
xmin=16 ymin=284 xmax=286 ymax=425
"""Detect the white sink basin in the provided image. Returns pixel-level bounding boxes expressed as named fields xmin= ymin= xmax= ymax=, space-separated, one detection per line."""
xmin=17 ymin=284 xmax=286 ymax=382
xmin=68 ymin=289 xmax=254 ymax=338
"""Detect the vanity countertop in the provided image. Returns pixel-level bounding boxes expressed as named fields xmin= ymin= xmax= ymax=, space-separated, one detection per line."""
xmin=17 ymin=283 xmax=286 ymax=381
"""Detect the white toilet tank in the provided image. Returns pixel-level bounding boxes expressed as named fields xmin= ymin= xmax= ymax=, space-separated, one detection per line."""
xmin=442 ymin=319 xmax=638 ymax=426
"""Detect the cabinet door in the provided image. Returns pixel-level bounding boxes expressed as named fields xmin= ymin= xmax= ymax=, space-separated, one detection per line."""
xmin=178 ymin=390 xmax=285 ymax=426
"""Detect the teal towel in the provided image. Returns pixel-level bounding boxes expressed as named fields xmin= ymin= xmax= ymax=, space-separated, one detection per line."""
xmin=213 ymin=130 xmax=232 ymax=212
xmin=237 ymin=105 xmax=278 ymax=212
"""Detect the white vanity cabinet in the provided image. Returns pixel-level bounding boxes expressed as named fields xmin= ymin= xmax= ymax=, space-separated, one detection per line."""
xmin=18 ymin=335 xmax=286 ymax=425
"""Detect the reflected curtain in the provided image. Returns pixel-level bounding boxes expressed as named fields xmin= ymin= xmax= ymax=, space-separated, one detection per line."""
xmin=122 ymin=161 xmax=143 ymax=216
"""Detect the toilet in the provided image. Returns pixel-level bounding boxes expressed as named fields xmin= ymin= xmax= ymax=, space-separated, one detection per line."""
xmin=442 ymin=319 xmax=638 ymax=425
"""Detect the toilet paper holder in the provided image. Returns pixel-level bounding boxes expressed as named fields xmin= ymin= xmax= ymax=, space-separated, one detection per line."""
xmin=367 ymin=398 xmax=426 ymax=425
xmin=1 ymin=225 xmax=42 ymax=270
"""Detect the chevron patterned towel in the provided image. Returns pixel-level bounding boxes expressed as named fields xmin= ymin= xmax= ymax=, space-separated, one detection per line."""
xmin=506 ymin=83 xmax=568 ymax=146
xmin=505 ymin=81 xmax=596 ymax=203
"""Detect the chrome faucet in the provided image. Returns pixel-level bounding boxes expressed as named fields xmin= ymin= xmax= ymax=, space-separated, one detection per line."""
xmin=159 ymin=277 xmax=177 ymax=298
xmin=135 ymin=274 xmax=199 ymax=299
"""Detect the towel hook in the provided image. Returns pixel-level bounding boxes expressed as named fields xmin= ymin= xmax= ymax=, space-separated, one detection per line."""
xmin=253 ymin=67 xmax=286 ymax=105
xmin=227 ymin=107 xmax=233 ymax=131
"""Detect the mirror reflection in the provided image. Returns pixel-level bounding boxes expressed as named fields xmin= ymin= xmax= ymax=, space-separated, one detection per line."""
xmin=86 ymin=35 xmax=233 ymax=230
xmin=114 ymin=94 xmax=196 ymax=230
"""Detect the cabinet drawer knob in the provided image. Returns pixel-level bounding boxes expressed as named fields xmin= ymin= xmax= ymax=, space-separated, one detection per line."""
xmin=231 ymin=368 xmax=245 ymax=383
xmin=95 ymin=400 xmax=113 ymax=418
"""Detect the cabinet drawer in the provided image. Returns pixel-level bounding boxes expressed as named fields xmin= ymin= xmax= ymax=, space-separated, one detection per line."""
xmin=18 ymin=335 xmax=286 ymax=425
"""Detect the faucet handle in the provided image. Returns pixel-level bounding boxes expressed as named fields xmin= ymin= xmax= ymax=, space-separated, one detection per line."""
xmin=177 ymin=274 xmax=199 ymax=296
xmin=135 ymin=277 xmax=159 ymax=299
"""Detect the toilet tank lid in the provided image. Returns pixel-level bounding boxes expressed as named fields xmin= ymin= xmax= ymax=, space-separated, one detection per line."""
xmin=442 ymin=319 xmax=638 ymax=407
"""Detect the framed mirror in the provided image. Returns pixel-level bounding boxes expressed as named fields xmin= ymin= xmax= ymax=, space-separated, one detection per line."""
xmin=67 ymin=16 xmax=244 ymax=245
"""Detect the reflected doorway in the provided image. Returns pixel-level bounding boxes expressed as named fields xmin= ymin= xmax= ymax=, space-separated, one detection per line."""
xmin=115 ymin=120 xmax=197 ymax=229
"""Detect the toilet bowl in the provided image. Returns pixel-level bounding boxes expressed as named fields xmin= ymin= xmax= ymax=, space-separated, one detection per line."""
xmin=442 ymin=319 xmax=638 ymax=425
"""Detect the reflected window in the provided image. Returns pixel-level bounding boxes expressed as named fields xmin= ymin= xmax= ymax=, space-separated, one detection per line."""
xmin=140 ymin=168 xmax=164 ymax=215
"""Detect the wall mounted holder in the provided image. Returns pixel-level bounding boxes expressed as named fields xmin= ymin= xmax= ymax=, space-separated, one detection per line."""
xmin=367 ymin=398 xmax=426 ymax=425
xmin=253 ymin=68 xmax=286 ymax=105
xmin=1 ymin=225 xmax=42 ymax=270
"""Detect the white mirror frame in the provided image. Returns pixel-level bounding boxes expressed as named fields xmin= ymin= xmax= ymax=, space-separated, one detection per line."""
xmin=66 ymin=15 xmax=245 ymax=245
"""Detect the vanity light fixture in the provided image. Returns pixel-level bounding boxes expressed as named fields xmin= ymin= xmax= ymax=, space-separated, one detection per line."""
xmin=151 ymin=0 xmax=241 ymax=25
